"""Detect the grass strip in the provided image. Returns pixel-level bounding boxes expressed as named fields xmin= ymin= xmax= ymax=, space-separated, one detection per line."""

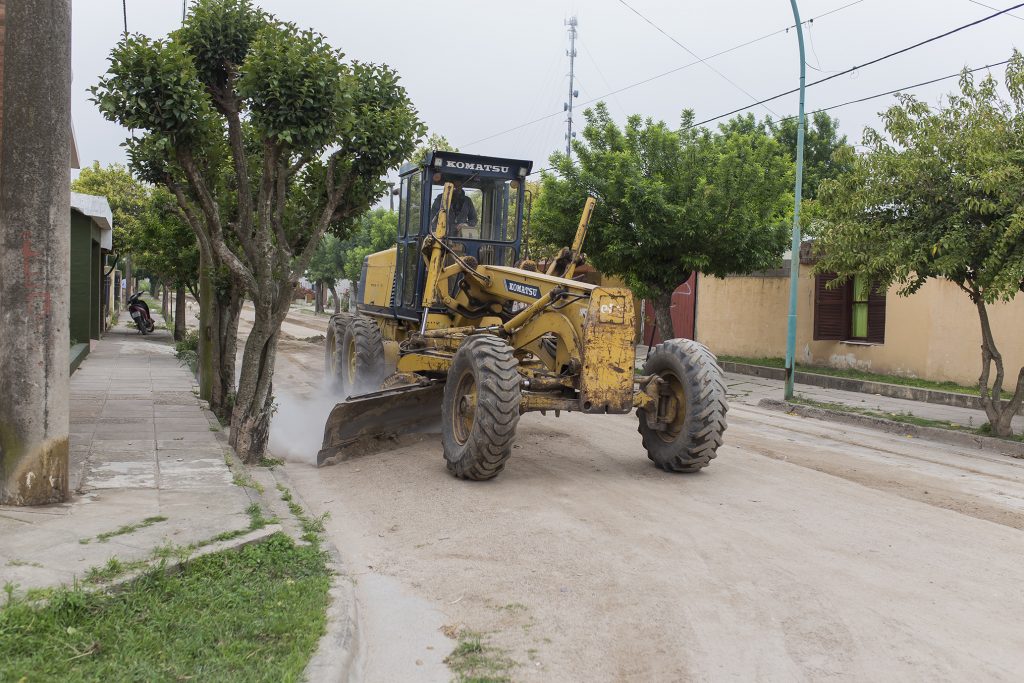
xmin=791 ymin=396 xmax=1024 ymax=443
xmin=0 ymin=532 xmax=329 ymax=682
xmin=80 ymin=516 xmax=168 ymax=545
xmin=719 ymin=354 xmax=1012 ymax=399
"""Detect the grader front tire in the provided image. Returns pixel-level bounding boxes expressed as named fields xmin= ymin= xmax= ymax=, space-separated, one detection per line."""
xmin=341 ymin=316 xmax=386 ymax=396
xmin=638 ymin=338 xmax=728 ymax=473
xmin=442 ymin=336 xmax=521 ymax=481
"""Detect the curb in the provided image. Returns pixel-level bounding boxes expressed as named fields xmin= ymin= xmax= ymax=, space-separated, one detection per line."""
xmin=724 ymin=361 xmax=1024 ymax=415
xmin=267 ymin=463 xmax=360 ymax=683
xmin=758 ymin=398 xmax=1024 ymax=458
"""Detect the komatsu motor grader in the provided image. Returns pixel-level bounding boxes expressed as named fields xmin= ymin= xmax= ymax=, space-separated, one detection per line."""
xmin=319 ymin=151 xmax=727 ymax=480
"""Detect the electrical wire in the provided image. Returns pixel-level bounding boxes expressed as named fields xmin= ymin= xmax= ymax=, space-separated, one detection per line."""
xmin=525 ymin=57 xmax=1015 ymax=176
xmin=685 ymin=1 xmax=1024 ymax=129
xmin=460 ymin=0 xmax=867 ymax=148
xmin=616 ymin=0 xmax=779 ymax=117
xmin=967 ymin=0 xmax=1024 ymax=20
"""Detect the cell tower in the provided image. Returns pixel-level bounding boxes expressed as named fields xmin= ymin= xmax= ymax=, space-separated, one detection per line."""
xmin=564 ymin=16 xmax=579 ymax=158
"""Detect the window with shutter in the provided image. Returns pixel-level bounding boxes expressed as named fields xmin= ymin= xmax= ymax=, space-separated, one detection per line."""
xmin=813 ymin=273 xmax=887 ymax=343
xmin=866 ymin=286 xmax=886 ymax=343
xmin=813 ymin=273 xmax=849 ymax=340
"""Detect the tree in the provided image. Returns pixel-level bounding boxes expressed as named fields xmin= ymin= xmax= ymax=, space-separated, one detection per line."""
xmin=767 ymin=111 xmax=852 ymax=201
xmin=533 ymin=103 xmax=792 ymax=339
xmin=815 ymin=55 xmax=1024 ymax=436
xmin=306 ymin=234 xmax=346 ymax=313
xmin=134 ymin=188 xmax=201 ymax=339
xmin=92 ymin=0 xmax=423 ymax=461
xmin=411 ymin=132 xmax=456 ymax=165
xmin=71 ymin=163 xmax=149 ymax=292
xmin=341 ymin=207 xmax=398 ymax=284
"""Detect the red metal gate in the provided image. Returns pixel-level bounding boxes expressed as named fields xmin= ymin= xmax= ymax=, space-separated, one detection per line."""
xmin=642 ymin=273 xmax=697 ymax=344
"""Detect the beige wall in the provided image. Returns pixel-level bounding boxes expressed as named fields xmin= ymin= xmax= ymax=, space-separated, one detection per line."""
xmin=696 ymin=272 xmax=1024 ymax=387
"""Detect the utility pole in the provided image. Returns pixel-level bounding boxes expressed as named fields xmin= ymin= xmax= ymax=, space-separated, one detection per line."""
xmin=784 ymin=0 xmax=808 ymax=400
xmin=0 ymin=0 xmax=73 ymax=505
xmin=564 ymin=16 xmax=579 ymax=158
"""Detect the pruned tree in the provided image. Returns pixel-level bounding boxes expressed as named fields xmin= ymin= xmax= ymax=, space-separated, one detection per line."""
xmin=766 ymin=111 xmax=852 ymax=201
xmin=816 ymin=55 xmax=1024 ymax=436
xmin=534 ymin=103 xmax=792 ymax=339
xmin=71 ymin=163 xmax=148 ymax=293
xmin=134 ymin=188 xmax=200 ymax=340
xmin=306 ymin=234 xmax=346 ymax=314
xmin=92 ymin=0 xmax=423 ymax=460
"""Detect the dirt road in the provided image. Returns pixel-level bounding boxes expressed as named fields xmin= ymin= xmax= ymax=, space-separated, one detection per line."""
xmin=253 ymin=310 xmax=1024 ymax=681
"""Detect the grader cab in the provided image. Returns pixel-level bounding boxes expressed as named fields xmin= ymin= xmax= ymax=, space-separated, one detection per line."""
xmin=320 ymin=151 xmax=728 ymax=480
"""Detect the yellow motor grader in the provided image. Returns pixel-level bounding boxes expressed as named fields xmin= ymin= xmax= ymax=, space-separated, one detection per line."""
xmin=319 ymin=151 xmax=727 ymax=479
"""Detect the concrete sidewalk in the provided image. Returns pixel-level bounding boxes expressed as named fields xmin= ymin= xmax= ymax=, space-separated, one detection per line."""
xmin=725 ymin=371 xmax=1024 ymax=432
xmin=0 ymin=315 xmax=250 ymax=594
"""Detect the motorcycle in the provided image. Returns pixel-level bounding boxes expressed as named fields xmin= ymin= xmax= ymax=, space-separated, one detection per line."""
xmin=127 ymin=292 xmax=156 ymax=334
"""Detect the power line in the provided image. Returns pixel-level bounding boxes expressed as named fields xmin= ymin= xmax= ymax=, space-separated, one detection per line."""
xmin=461 ymin=0 xmax=867 ymax=148
xmin=686 ymin=1 xmax=1024 ymax=129
xmin=616 ymin=0 xmax=779 ymax=117
xmin=967 ymin=0 xmax=1024 ymax=20
xmin=527 ymin=57 xmax=1014 ymax=176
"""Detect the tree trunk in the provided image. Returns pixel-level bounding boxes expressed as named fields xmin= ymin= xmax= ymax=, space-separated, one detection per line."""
xmin=329 ymin=282 xmax=341 ymax=314
xmin=974 ymin=297 xmax=1024 ymax=436
xmin=161 ymin=285 xmax=170 ymax=320
xmin=212 ymin=274 xmax=244 ymax=422
xmin=652 ymin=291 xmax=676 ymax=342
xmin=314 ymin=281 xmax=324 ymax=314
xmin=174 ymin=286 xmax=186 ymax=341
xmin=197 ymin=247 xmax=215 ymax=403
xmin=150 ymin=278 xmax=158 ymax=297
xmin=230 ymin=291 xmax=290 ymax=462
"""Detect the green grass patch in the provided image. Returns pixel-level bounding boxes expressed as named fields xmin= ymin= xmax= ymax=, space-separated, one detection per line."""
xmin=719 ymin=354 xmax=1013 ymax=399
xmin=276 ymin=485 xmax=329 ymax=545
xmin=445 ymin=630 xmax=514 ymax=683
xmin=0 ymin=533 xmax=330 ymax=682
xmin=84 ymin=557 xmax=149 ymax=585
xmin=80 ymin=516 xmax=168 ymax=545
xmin=791 ymin=396 xmax=1024 ymax=442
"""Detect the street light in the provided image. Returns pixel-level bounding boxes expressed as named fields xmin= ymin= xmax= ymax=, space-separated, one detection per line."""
xmin=784 ymin=0 xmax=807 ymax=400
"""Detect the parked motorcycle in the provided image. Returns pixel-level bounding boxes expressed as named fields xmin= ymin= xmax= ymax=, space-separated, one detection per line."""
xmin=127 ymin=292 xmax=156 ymax=334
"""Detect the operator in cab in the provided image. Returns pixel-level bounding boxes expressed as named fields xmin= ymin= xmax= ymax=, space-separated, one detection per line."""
xmin=430 ymin=185 xmax=479 ymax=238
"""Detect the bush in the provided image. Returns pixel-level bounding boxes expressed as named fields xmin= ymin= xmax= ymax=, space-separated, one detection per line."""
xmin=174 ymin=329 xmax=199 ymax=373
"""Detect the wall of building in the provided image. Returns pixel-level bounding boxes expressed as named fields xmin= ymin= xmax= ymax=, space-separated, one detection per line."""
xmin=69 ymin=212 xmax=93 ymax=345
xmin=695 ymin=270 xmax=1024 ymax=387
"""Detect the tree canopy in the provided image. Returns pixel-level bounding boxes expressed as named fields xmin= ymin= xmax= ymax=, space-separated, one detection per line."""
xmin=533 ymin=103 xmax=792 ymax=337
xmin=91 ymin=0 xmax=424 ymax=460
xmin=71 ymin=163 xmax=148 ymax=256
xmin=815 ymin=53 xmax=1024 ymax=435
xmin=767 ymin=111 xmax=851 ymax=201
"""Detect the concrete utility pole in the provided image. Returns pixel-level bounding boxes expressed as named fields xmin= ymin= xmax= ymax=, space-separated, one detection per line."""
xmin=564 ymin=16 xmax=579 ymax=158
xmin=0 ymin=0 xmax=73 ymax=505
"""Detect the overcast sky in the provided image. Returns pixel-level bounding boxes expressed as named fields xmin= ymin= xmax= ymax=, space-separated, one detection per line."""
xmin=72 ymin=0 xmax=1022 ymax=177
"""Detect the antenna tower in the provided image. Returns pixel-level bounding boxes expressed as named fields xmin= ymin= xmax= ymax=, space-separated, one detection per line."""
xmin=564 ymin=16 xmax=579 ymax=158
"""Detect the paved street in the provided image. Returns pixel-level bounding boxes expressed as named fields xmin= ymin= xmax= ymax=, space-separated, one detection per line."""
xmin=0 ymin=317 xmax=250 ymax=593
xmin=255 ymin=309 xmax=1024 ymax=682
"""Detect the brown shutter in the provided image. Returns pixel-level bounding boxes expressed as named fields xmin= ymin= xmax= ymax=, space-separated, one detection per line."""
xmin=866 ymin=286 xmax=886 ymax=344
xmin=814 ymin=272 xmax=850 ymax=340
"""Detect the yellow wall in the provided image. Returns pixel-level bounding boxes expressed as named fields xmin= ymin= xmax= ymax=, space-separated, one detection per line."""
xmin=696 ymin=273 xmax=1024 ymax=387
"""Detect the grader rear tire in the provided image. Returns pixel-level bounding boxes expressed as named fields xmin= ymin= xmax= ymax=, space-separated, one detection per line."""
xmin=442 ymin=336 xmax=521 ymax=480
xmin=638 ymin=338 xmax=728 ymax=473
xmin=341 ymin=316 xmax=386 ymax=396
xmin=325 ymin=313 xmax=353 ymax=391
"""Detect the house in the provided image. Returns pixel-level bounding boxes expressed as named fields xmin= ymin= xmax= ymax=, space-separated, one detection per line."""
xmin=688 ymin=253 xmax=1024 ymax=387
xmin=69 ymin=192 xmax=113 ymax=373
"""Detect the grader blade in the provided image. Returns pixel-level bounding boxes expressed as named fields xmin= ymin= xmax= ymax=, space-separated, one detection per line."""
xmin=317 ymin=382 xmax=445 ymax=467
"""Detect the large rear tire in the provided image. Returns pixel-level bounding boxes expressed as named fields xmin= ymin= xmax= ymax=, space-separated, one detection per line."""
xmin=442 ymin=336 xmax=521 ymax=480
xmin=638 ymin=339 xmax=728 ymax=473
xmin=341 ymin=316 xmax=386 ymax=396
xmin=325 ymin=313 xmax=353 ymax=391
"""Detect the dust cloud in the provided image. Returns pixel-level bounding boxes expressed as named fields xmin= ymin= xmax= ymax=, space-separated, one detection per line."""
xmin=268 ymin=383 xmax=346 ymax=465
